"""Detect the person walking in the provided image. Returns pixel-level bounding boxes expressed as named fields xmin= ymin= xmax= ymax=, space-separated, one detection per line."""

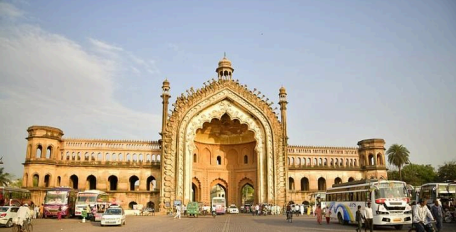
xmin=33 ymin=205 xmax=39 ymax=219
xmin=39 ymin=204 xmax=44 ymax=218
xmin=324 ymin=206 xmax=331 ymax=224
xmin=315 ymin=204 xmax=323 ymax=225
xmin=300 ymin=204 xmax=304 ymax=216
xmin=57 ymin=206 xmax=62 ymax=220
xmin=174 ymin=204 xmax=181 ymax=219
xmin=363 ymin=202 xmax=373 ymax=232
xmin=431 ymin=200 xmax=443 ymax=232
xmin=356 ymin=205 xmax=363 ymax=232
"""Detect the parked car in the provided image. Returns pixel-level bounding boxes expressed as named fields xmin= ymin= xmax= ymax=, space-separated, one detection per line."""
xmin=100 ymin=205 xmax=126 ymax=226
xmin=0 ymin=206 xmax=19 ymax=228
xmin=228 ymin=205 xmax=239 ymax=214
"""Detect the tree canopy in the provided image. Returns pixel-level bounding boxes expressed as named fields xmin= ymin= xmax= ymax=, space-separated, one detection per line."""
xmin=437 ymin=161 xmax=456 ymax=182
xmin=387 ymin=163 xmax=437 ymax=186
xmin=386 ymin=144 xmax=410 ymax=180
xmin=0 ymin=167 xmax=12 ymax=186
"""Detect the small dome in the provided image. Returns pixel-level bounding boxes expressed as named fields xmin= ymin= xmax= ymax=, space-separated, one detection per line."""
xmin=218 ymin=57 xmax=232 ymax=68
xmin=163 ymin=78 xmax=170 ymax=86
xmin=279 ymin=86 xmax=287 ymax=94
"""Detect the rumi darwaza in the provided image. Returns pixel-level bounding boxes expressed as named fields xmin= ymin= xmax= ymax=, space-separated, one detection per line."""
xmin=21 ymin=56 xmax=388 ymax=211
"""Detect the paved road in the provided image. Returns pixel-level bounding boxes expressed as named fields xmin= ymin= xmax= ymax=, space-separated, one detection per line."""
xmin=1 ymin=214 xmax=456 ymax=232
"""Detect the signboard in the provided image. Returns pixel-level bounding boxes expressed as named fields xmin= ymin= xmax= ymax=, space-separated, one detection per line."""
xmin=174 ymin=200 xmax=182 ymax=206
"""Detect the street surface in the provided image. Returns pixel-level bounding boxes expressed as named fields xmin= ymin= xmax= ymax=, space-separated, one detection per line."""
xmin=1 ymin=213 xmax=456 ymax=232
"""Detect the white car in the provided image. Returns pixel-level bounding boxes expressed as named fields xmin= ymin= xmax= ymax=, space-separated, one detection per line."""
xmin=100 ymin=206 xmax=126 ymax=226
xmin=228 ymin=205 xmax=239 ymax=214
xmin=0 ymin=206 xmax=19 ymax=228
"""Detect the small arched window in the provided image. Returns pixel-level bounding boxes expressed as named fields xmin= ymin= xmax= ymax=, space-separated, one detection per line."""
xmin=216 ymin=156 xmax=221 ymax=165
xmin=244 ymin=155 xmax=248 ymax=164
xmin=193 ymin=154 xmax=197 ymax=163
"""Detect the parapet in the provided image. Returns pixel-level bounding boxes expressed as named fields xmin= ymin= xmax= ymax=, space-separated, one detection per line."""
xmin=27 ymin=125 xmax=64 ymax=141
xmin=357 ymin=138 xmax=385 ymax=150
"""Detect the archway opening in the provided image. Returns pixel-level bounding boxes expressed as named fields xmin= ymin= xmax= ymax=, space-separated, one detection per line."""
xmin=300 ymin=177 xmax=309 ymax=191
xmin=87 ymin=175 xmax=96 ymax=190
xmin=33 ymin=174 xmax=39 ymax=187
xmin=193 ymin=113 xmax=257 ymax=206
xmin=129 ymin=176 xmax=139 ymax=191
xmin=147 ymin=176 xmax=156 ymax=191
xmin=129 ymin=201 xmax=137 ymax=210
xmin=318 ymin=177 xmax=326 ymax=191
xmin=108 ymin=175 xmax=118 ymax=191
xmin=44 ymin=174 xmax=51 ymax=188
xmin=210 ymin=184 xmax=226 ymax=203
xmin=192 ymin=183 xmax=197 ymax=202
xmin=70 ymin=175 xmax=78 ymax=189
xmin=241 ymin=184 xmax=254 ymax=205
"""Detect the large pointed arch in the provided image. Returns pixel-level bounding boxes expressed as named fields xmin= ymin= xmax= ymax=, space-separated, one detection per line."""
xmin=182 ymin=99 xmax=269 ymax=204
xmin=161 ymin=81 xmax=286 ymax=207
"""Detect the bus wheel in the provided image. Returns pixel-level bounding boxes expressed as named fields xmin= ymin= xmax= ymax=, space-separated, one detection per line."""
xmin=394 ymin=225 xmax=403 ymax=230
xmin=338 ymin=213 xmax=344 ymax=225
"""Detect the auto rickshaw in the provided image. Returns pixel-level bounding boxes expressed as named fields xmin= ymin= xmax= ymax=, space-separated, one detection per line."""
xmin=186 ymin=202 xmax=199 ymax=217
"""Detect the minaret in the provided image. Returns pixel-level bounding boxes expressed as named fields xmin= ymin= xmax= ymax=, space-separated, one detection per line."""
xmin=161 ymin=79 xmax=171 ymax=136
xmin=279 ymin=86 xmax=289 ymax=202
xmin=159 ymin=78 xmax=170 ymax=212
xmin=215 ymin=53 xmax=234 ymax=80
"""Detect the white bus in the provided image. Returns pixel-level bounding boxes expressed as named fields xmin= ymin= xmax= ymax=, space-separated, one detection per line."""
xmin=326 ymin=179 xmax=412 ymax=230
xmin=75 ymin=190 xmax=109 ymax=217
xmin=419 ymin=183 xmax=456 ymax=207
xmin=212 ymin=197 xmax=226 ymax=214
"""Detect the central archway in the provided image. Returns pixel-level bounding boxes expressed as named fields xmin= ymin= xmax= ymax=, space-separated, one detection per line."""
xmin=181 ymin=99 xmax=268 ymax=205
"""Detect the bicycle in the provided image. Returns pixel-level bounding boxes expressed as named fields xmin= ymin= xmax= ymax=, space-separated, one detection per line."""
xmin=408 ymin=221 xmax=436 ymax=232
xmin=12 ymin=218 xmax=33 ymax=232
xmin=286 ymin=210 xmax=293 ymax=223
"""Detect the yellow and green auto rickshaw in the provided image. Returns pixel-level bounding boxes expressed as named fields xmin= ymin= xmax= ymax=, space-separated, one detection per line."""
xmin=186 ymin=202 xmax=199 ymax=217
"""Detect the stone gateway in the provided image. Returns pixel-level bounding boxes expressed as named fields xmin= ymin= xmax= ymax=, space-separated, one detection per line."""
xmin=22 ymin=56 xmax=387 ymax=212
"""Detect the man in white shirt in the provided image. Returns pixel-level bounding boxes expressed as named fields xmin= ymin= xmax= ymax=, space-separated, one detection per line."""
xmin=16 ymin=203 xmax=31 ymax=227
xmin=364 ymin=202 xmax=374 ymax=232
xmin=173 ymin=204 xmax=181 ymax=219
xmin=413 ymin=199 xmax=434 ymax=232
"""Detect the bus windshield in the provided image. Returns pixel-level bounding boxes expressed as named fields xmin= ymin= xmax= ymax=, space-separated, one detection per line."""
xmin=375 ymin=183 xmax=407 ymax=199
xmin=77 ymin=193 xmax=97 ymax=204
xmin=212 ymin=198 xmax=225 ymax=204
xmin=45 ymin=191 xmax=68 ymax=204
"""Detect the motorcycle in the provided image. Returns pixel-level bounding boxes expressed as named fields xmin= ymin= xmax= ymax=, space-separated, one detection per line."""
xmin=444 ymin=209 xmax=454 ymax=223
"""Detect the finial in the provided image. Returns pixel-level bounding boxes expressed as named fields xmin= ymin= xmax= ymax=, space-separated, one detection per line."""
xmin=224 ymin=52 xmax=226 ymax=58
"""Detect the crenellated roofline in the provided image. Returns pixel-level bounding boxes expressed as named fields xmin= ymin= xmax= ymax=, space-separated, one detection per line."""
xmin=288 ymin=145 xmax=358 ymax=150
xmin=64 ymin=138 xmax=159 ymax=144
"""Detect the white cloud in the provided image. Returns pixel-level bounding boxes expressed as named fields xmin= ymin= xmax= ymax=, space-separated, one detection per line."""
xmin=0 ymin=22 xmax=161 ymax=177
xmin=0 ymin=2 xmax=24 ymax=18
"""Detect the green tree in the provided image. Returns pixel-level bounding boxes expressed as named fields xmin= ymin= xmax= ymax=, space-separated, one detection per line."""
xmin=386 ymin=144 xmax=410 ymax=180
xmin=437 ymin=161 xmax=456 ymax=181
xmin=0 ymin=167 xmax=12 ymax=186
xmin=401 ymin=164 xmax=437 ymax=186
xmin=9 ymin=178 xmax=23 ymax=188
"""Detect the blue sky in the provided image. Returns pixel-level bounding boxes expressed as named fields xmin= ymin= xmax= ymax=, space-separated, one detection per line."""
xmin=0 ymin=0 xmax=455 ymax=178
